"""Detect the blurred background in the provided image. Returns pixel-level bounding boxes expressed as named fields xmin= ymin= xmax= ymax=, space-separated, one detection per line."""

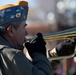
xmin=0 ymin=0 xmax=76 ymax=75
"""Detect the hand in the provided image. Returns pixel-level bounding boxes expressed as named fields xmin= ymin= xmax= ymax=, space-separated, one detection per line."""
xmin=25 ymin=33 xmax=46 ymax=58
xmin=56 ymin=40 xmax=75 ymax=56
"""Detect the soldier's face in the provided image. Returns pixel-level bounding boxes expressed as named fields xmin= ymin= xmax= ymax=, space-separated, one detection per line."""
xmin=12 ymin=21 xmax=28 ymax=45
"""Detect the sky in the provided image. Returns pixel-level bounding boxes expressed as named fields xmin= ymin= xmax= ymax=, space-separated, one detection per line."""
xmin=0 ymin=0 xmax=37 ymax=8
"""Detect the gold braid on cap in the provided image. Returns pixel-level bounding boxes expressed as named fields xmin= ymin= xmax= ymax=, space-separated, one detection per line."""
xmin=0 ymin=1 xmax=28 ymax=10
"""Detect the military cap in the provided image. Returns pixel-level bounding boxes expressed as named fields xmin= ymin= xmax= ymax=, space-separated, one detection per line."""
xmin=0 ymin=1 xmax=28 ymax=25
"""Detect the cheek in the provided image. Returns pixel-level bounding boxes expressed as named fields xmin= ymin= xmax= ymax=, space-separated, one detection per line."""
xmin=22 ymin=27 xmax=28 ymax=36
xmin=20 ymin=30 xmax=26 ymax=40
xmin=15 ymin=28 xmax=27 ymax=44
xmin=15 ymin=31 xmax=25 ymax=44
xmin=25 ymin=29 xmax=28 ymax=35
xmin=17 ymin=34 xmax=24 ymax=45
xmin=19 ymin=31 xmax=25 ymax=39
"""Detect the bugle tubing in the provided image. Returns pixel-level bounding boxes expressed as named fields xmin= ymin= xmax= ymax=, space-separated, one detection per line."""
xmin=42 ymin=27 xmax=76 ymax=42
xmin=27 ymin=27 xmax=76 ymax=43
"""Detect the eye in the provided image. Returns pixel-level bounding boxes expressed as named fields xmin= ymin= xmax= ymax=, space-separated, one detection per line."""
xmin=24 ymin=24 xmax=27 ymax=27
xmin=25 ymin=24 xmax=27 ymax=26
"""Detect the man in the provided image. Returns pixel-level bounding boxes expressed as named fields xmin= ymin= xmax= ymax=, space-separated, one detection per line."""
xmin=0 ymin=1 xmax=54 ymax=75
xmin=0 ymin=1 xmax=75 ymax=75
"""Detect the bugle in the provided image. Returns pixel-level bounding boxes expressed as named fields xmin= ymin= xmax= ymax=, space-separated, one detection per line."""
xmin=27 ymin=27 xmax=76 ymax=60
xmin=28 ymin=27 xmax=76 ymax=42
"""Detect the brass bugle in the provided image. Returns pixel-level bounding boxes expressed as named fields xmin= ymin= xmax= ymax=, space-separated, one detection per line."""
xmin=27 ymin=27 xmax=76 ymax=42
xmin=27 ymin=27 xmax=76 ymax=60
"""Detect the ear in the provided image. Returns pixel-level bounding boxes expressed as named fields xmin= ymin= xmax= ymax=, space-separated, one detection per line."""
xmin=6 ymin=25 xmax=15 ymax=37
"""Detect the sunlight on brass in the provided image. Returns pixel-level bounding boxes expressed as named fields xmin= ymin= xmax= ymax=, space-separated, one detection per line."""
xmin=48 ymin=47 xmax=76 ymax=61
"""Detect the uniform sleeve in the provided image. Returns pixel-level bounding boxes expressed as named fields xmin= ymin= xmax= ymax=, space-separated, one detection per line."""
xmin=13 ymin=51 xmax=54 ymax=75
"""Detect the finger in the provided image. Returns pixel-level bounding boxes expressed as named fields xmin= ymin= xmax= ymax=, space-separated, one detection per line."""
xmin=37 ymin=33 xmax=43 ymax=38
